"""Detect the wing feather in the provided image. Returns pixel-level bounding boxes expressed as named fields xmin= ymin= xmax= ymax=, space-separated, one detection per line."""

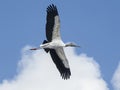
xmin=46 ymin=4 xmax=61 ymax=42
xmin=49 ymin=48 xmax=71 ymax=79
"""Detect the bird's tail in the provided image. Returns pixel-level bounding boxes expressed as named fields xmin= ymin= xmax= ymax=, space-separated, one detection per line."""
xmin=42 ymin=40 xmax=50 ymax=53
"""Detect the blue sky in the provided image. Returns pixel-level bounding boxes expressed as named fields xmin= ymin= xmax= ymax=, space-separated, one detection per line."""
xmin=0 ymin=0 xmax=120 ymax=90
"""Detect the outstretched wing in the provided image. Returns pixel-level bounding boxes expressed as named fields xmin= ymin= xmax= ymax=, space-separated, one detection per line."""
xmin=45 ymin=4 xmax=71 ymax=79
xmin=49 ymin=48 xmax=71 ymax=79
xmin=46 ymin=4 xmax=61 ymax=42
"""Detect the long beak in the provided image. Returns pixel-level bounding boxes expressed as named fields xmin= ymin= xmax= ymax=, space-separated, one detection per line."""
xmin=73 ymin=44 xmax=81 ymax=47
xmin=30 ymin=47 xmax=40 ymax=50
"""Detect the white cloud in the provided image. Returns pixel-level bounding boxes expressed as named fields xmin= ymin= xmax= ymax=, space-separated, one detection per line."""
xmin=112 ymin=62 xmax=120 ymax=90
xmin=0 ymin=46 xmax=109 ymax=90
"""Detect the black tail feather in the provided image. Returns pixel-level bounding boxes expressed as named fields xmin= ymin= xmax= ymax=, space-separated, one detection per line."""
xmin=42 ymin=40 xmax=50 ymax=53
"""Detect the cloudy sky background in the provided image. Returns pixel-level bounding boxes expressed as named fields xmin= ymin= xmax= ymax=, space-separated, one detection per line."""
xmin=0 ymin=46 xmax=109 ymax=90
xmin=0 ymin=0 xmax=120 ymax=90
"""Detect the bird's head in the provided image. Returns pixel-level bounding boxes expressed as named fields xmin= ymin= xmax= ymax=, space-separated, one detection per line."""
xmin=65 ymin=42 xmax=80 ymax=47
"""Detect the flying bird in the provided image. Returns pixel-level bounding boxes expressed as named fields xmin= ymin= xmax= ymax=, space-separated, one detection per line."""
xmin=30 ymin=4 xmax=80 ymax=79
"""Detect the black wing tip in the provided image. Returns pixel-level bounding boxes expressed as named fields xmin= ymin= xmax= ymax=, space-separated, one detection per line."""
xmin=61 ymin=68 xmax=71 ymax=80
xmin=47 ymin=4 xmax=57 ymax=10
xmin=46 ymin=4 xmax=58 ymax=15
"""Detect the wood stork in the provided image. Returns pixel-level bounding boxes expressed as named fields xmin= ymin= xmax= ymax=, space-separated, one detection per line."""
xmin=30 ymin=4 xmax=80 ymax=79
